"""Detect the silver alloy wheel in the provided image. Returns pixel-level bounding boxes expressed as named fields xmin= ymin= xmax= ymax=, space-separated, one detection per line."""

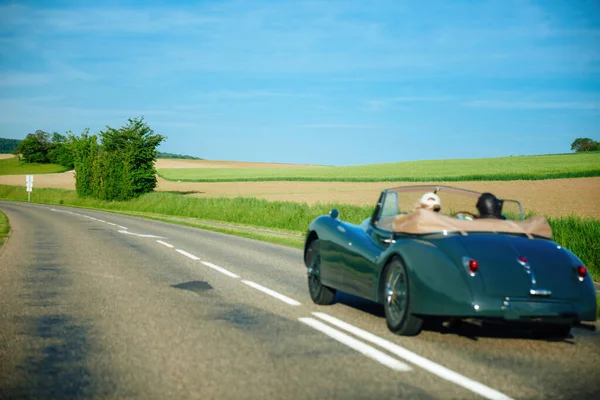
xmin=386 ymin=266 xmax=407 ymax=324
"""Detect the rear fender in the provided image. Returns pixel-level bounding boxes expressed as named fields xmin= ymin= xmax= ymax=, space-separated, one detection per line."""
xmin=377 ymin=239 xmax=476 ymax=316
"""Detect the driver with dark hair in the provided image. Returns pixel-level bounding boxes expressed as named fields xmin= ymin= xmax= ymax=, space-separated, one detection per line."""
xmin=476 ymin=192 xmax=506 ymax=220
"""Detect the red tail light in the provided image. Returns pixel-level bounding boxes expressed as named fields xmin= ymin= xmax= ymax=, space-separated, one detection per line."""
xmin=468 ymin=259 xmax=479 ymax=274
xmin=577 ymin=265 xmax=587 ymax=279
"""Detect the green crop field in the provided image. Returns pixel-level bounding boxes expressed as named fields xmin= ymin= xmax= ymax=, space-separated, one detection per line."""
xmin=157 ymin=152 xmax=600 ymax=182
xmin=1 ymin=184 xmax=598 ymax=283
xmin=0 ymin=157 xmax=71 ymax=175
xmin=0 ymin=208 xmax=9 ymax=247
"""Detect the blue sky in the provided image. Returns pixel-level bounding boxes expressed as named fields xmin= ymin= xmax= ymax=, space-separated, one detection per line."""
xmin=1 ymin=0 xmax=599 ymax=166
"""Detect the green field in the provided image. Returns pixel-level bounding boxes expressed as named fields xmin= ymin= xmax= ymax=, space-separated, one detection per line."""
xmin=0 ymin=208 xmax=9 ymax=247
xmin=157 ymin=152 xmax=600 ymax=182
xmin=0 ymin=157 xmax=71 ymax=175
xmin=1 ymin=184 xmax=598 ymax=282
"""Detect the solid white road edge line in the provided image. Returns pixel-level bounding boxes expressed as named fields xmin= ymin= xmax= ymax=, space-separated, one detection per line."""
xmin=117 ymin=225 xmax=128 ymax=230
xmin=312 ymin=312 xmax=514 ymax=400
xmin=201 ymin=261 xmax=240 ymax=278
xmin=156 ymin=240 xmax=175 ymax=248
xmin=176 ymin=249 xmax=200 ymax=261
xmin=299 ymin=318 xmax=411 ymax=372
xmin=241 ymin=280 xmax=301 ymax=306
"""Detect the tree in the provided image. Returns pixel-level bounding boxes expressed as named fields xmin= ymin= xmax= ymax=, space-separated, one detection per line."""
xmin=48 ymin=132 xmax=75 ymax=169
xmin=571 ymin=138 xmax=600 ymax=152
xmin=71 ymin=117 xmax=166 ymax=201
xmin=14 ymin=130 xmax=51 ymax=163
xmin=70 ymin=129 xmax=98 ymax=198
xmin=99 ymin=117 xmax=165 ymax=198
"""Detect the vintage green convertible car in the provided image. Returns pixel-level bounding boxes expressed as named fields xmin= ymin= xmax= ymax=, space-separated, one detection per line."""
xmin=303 ymin=185 xmax=597 ymax=337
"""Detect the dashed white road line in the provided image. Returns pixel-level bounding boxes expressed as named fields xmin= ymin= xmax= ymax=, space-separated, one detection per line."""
xmin=156 ymin=240 xmax=175 ymax=248
xmin=50 ymin=208 xmax=126 ymax=228
xmin=118 ymin=230 xmax=166 ymax=239
xmin=202 ymin=261 xmax=240 ymax=278
xmin=312 ymin=312 xmax=514 ymax=400
xmin=176 ymin=249 xmax=200 ymax=261
xmin=299 ymin=317 xmax=411 ymax=372
xmin=242 ymin=280 xmax=301 ymax=306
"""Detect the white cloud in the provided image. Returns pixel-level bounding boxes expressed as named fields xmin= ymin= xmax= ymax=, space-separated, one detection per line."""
xmin=367 ymin=96 xmax=453 ymax=111
xmin=0 ymin=72 xmax=51 ymax=87
xmin=202 ymin=90 xmax=304 ymax=99
xmin=1 ymin=4 xmax=220 ymax=34
xmin=464 ymin=100 xmax=600 ymax=111
xmin=301 ymin=124 xmax=374 ymax=129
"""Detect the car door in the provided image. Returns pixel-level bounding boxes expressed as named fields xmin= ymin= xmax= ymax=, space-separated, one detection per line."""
xmin=342 ymin=191 xmax=399 ymax=301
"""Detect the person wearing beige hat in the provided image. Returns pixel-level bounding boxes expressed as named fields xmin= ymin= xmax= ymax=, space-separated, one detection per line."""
xmin=416 ymin=192 xmax=442 ymax=213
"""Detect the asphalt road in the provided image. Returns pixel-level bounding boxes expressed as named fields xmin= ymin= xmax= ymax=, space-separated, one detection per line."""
xmin=1 ymin=201 xmax=599 ymax=400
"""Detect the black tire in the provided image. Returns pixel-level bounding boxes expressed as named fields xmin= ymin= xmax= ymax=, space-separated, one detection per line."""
xmin=382 ymin=257 xmax=423 ymax=336
xmin=305 ymin=239 xmax=336 ymax=305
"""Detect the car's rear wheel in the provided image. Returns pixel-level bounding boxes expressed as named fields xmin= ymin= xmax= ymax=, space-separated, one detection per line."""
xmin=305 ymin=239 xmax=336 ymax=305
xmin=382 ymin=257 xmax=423 ymax=336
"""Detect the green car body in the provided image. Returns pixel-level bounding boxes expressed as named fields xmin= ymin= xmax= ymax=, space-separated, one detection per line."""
xmin=303 ymin=185 xmax=597 ymax=336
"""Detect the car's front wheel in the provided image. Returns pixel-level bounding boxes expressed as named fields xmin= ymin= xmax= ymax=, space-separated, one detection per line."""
xmin=305 ymin=239 xmax=336 ymax=305
xmin=382 ymin=257 xmax=423 ymax=336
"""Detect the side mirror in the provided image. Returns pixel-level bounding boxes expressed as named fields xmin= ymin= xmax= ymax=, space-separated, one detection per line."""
xmin=329 ymin=208 xmax=339 ymax=219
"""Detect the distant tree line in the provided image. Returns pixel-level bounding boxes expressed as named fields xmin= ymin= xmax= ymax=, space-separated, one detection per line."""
xmin=571 ymin=138 xmax=600 ymax=152
xmin=157 ymin=152 xmax=203 ymax=159
xmin=0 ymin=138 xmax=21 ymax=153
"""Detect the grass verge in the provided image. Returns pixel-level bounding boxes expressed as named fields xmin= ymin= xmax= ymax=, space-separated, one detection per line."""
xmin=157 ymin=152 xmax=600 ymax=182
xmin=0 ymin=157 xmax=71 ymax=175
xmin=0 ymin=208 xmax=9 ymax=247
xmin=0 ymin=184 xmax=598 ymax=281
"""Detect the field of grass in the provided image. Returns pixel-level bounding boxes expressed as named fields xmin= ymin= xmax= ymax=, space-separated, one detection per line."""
xmin=0 ymin=208 xmax=9 ymax=247
xmin=0 ymin=157 xmax=71 ymax=175
xmin=157 ymin=152 xmax=600 ymax=182
xmin=1 ymin=184 xmax=598 ymax=282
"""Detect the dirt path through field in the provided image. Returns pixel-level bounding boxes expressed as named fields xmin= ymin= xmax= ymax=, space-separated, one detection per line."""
xmin=1 ymin=168 xmax=598 ymax=218
xmin=0 ymin=154 xmax=15 ymax=160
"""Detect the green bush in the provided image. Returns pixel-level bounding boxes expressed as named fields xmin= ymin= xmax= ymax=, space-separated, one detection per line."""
xmin=0 ymin=208 xmax=9 ymax=247
xmin=70 ymin=118 xmax=165 ymax=201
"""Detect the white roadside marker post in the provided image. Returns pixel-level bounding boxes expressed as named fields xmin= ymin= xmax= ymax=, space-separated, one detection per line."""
xmin=26 ymin=175 xmax=33 ymax=202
